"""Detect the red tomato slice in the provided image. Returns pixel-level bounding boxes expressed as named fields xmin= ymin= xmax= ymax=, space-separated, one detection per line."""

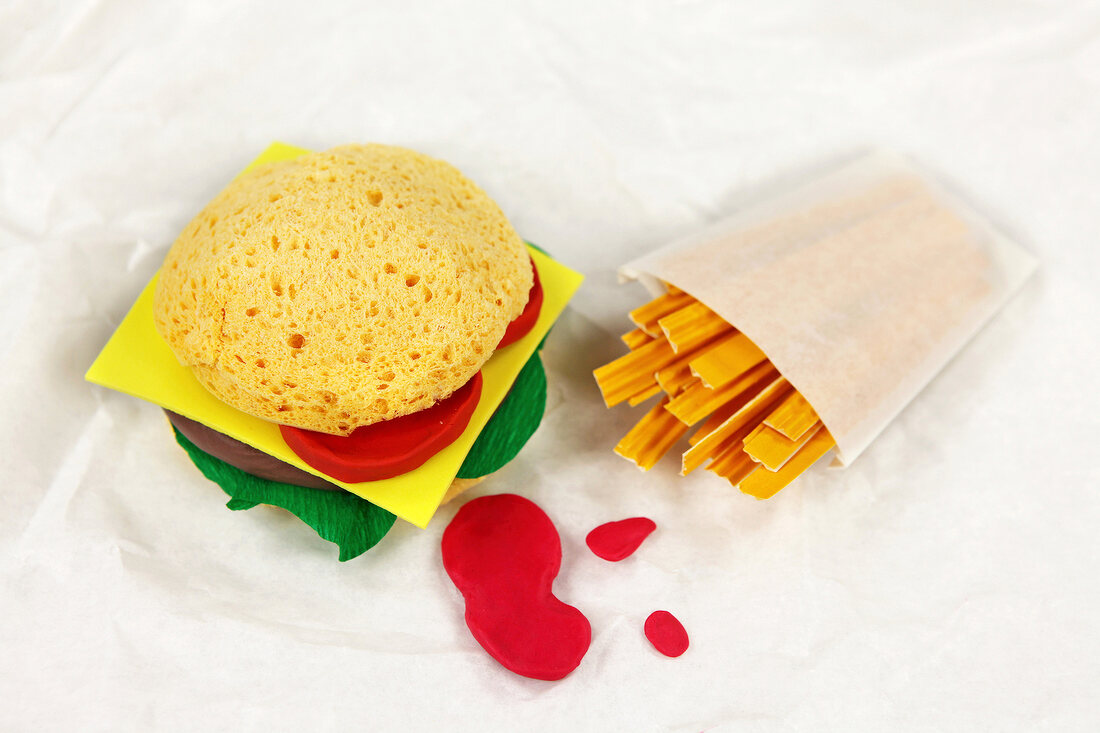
xmin=280 ymin=372 xmax=483 ymax=483
xmin=497 ymin=259 xmax=543 ymax=349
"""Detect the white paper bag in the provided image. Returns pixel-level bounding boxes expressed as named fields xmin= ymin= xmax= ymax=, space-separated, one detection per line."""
xmin=620 ymin=152 xmax=1037 ymax=465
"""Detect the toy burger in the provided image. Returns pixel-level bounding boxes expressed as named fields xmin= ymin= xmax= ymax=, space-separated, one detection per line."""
xmin=87 ymin=143 xmax=583 ymax=559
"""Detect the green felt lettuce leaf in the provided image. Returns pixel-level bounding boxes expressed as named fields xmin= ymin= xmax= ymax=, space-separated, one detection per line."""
xmin=457 ymin=350 xmax=547 ymax=479
xmin=171 ymin=330 xmax=549 ymax=559
xmin=172 ymin=427 xmax=396 ymax=561
xmin=452 ymin=240 xmax=549 ymax=478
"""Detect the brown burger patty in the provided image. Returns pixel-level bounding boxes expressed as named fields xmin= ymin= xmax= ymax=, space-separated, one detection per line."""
xmin=165 ymin=410 xmax=339 ymax=490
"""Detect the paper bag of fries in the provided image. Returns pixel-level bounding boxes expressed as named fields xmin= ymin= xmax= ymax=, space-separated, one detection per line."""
xmin=596 ymin=151 xmax=1037 ymax=498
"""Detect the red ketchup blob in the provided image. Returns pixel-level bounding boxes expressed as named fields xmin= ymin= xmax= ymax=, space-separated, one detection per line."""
xmin=280 ymin=372 xmax=482 ymax=483
xmin=585 ymin=517 xmax=657 ymax=561
xmin=644 ymin=610 xmax=689 ymax=657
xmin=441 ymin=494 xmax=591 ymax=681
xmin=496 ymin=259 xmax=543 ymax=349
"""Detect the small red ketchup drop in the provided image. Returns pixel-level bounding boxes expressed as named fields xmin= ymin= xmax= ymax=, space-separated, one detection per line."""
xmin=441 ymin=494 xmax=591 ymax=681
xmin=644 ymin=610 xmax=689 ymax=657
xmin=585 ymin=517 xmax=657 ymax=561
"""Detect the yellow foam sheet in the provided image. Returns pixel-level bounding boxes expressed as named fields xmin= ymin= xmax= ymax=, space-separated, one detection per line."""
xmin=85 ymin=142 xmax=584 ymax=528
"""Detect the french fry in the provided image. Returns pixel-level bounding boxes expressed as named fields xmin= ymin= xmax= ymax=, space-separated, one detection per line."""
xmin=706 ymin=441 xmax=759 ymax=485
xmin=681 ymin=376 xmax=790 ymax=475
xmin=665 ymin=362 xmax=777 ymax=426
xmin=743 ymin=421 xmax=823 ymax=472
xmin=629 ymin=292 xmax=695 ymax=336
xmin=688 ymin=398 xmax=744 ymax=447
xmin=763 ymin=389 xmax=820 ymax=441
xmin=655 ymin=332 xmax=739 ymax=396
xmin=627 ymin=383 xmax=663 ymax=406
xmin=658 ymin=302 xmax=734 ymax=354
xmin=621 ymin=327 xmax=655 ymax=350
xmin=597 ymin=289 xmax=833 ymax=497
xmin=615 ymin=397 xmax=691 ymax=471
xmin=689 ymin=332 xmax=768 ymax=389
xmin=738 ymin=428 xmax=835 ymax=499
xmin=593 ymin=337 xmax=676 ymax=407
xmin=655 ymin=365 xmax=695 ymax=396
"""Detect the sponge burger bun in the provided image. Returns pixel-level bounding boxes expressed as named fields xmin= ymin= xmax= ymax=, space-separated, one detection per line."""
xmin=153 ymin=144 xmax=533 ymax=436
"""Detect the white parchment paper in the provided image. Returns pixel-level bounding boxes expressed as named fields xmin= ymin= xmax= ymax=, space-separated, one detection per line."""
xmin=2 ymin=1 xmax=1098 ymax=731
xmin=621 ymin=152 xmax=1037 ymax=464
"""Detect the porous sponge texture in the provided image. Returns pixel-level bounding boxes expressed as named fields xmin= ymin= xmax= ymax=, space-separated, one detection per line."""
xmin=154 ymin=144 xmax=533 ymax=435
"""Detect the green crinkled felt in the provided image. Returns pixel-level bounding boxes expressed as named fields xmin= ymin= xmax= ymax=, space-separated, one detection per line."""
xmin=172 ymin=427 xmax=396 ymax=561
xmin=457 ymin=350 xmax=548 ymax=479
xmin=172 ymin=334 xmax=548 ymax=559
xmin=166 ymin=243 xmax=556 ymax=558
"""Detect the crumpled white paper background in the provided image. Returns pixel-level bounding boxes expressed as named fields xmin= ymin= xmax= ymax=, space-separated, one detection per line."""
xmin=2 ymin=1 xmax=1098 ymax=730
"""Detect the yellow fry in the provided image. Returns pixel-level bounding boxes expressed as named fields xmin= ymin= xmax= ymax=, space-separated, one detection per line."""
xmin=656 ymin=365 xmax=696 ymax=396
xmin=688 ymin=400 xmax=742 ymax=446
xmin=763 ymin=389 xmax=821 ymax=441
xmin=627 ymin=383 xmax=663 ymax=406
xmin=658 ymin=302 xmax=734 ymax=354
xmin=614 ymin=397 xmax=691 ymax=471
xmin=654 ymin=332 xmax=738 ymax=396
xmin=621 ymin=327 xmax=655 ymax=350
xmin=665 ymin=361 xmax=777 ymax=426
xmin=707 ymin=443 xmax=759 ymax=485
xmin=689 ymin=332 xmax=768 ymax=389
xmin=629 ymin=292 xmax=695 ymax=336
xmin=739 ymin=428 xmax=836 ymax=499
xmin=593 ymin=337 xmax=676 ymax=407
xmin=681 ymin=376 xmax=791 ymax=475
xmin=743 ymin=421 xmax=823 ymax=472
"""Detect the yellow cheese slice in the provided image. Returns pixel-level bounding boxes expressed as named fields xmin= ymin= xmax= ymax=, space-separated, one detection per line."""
xmin=743 ymin=421 xmax=823 ymax=472
xmin=614 ymin=396 xmax=691 ymax=471
xmin=85 ymin=142 xmax=584 ymax=529
xmin=689 ymin=332 xmax=768 ymax=389
xmin=738 ymin=428 xmax=835 ymax=499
